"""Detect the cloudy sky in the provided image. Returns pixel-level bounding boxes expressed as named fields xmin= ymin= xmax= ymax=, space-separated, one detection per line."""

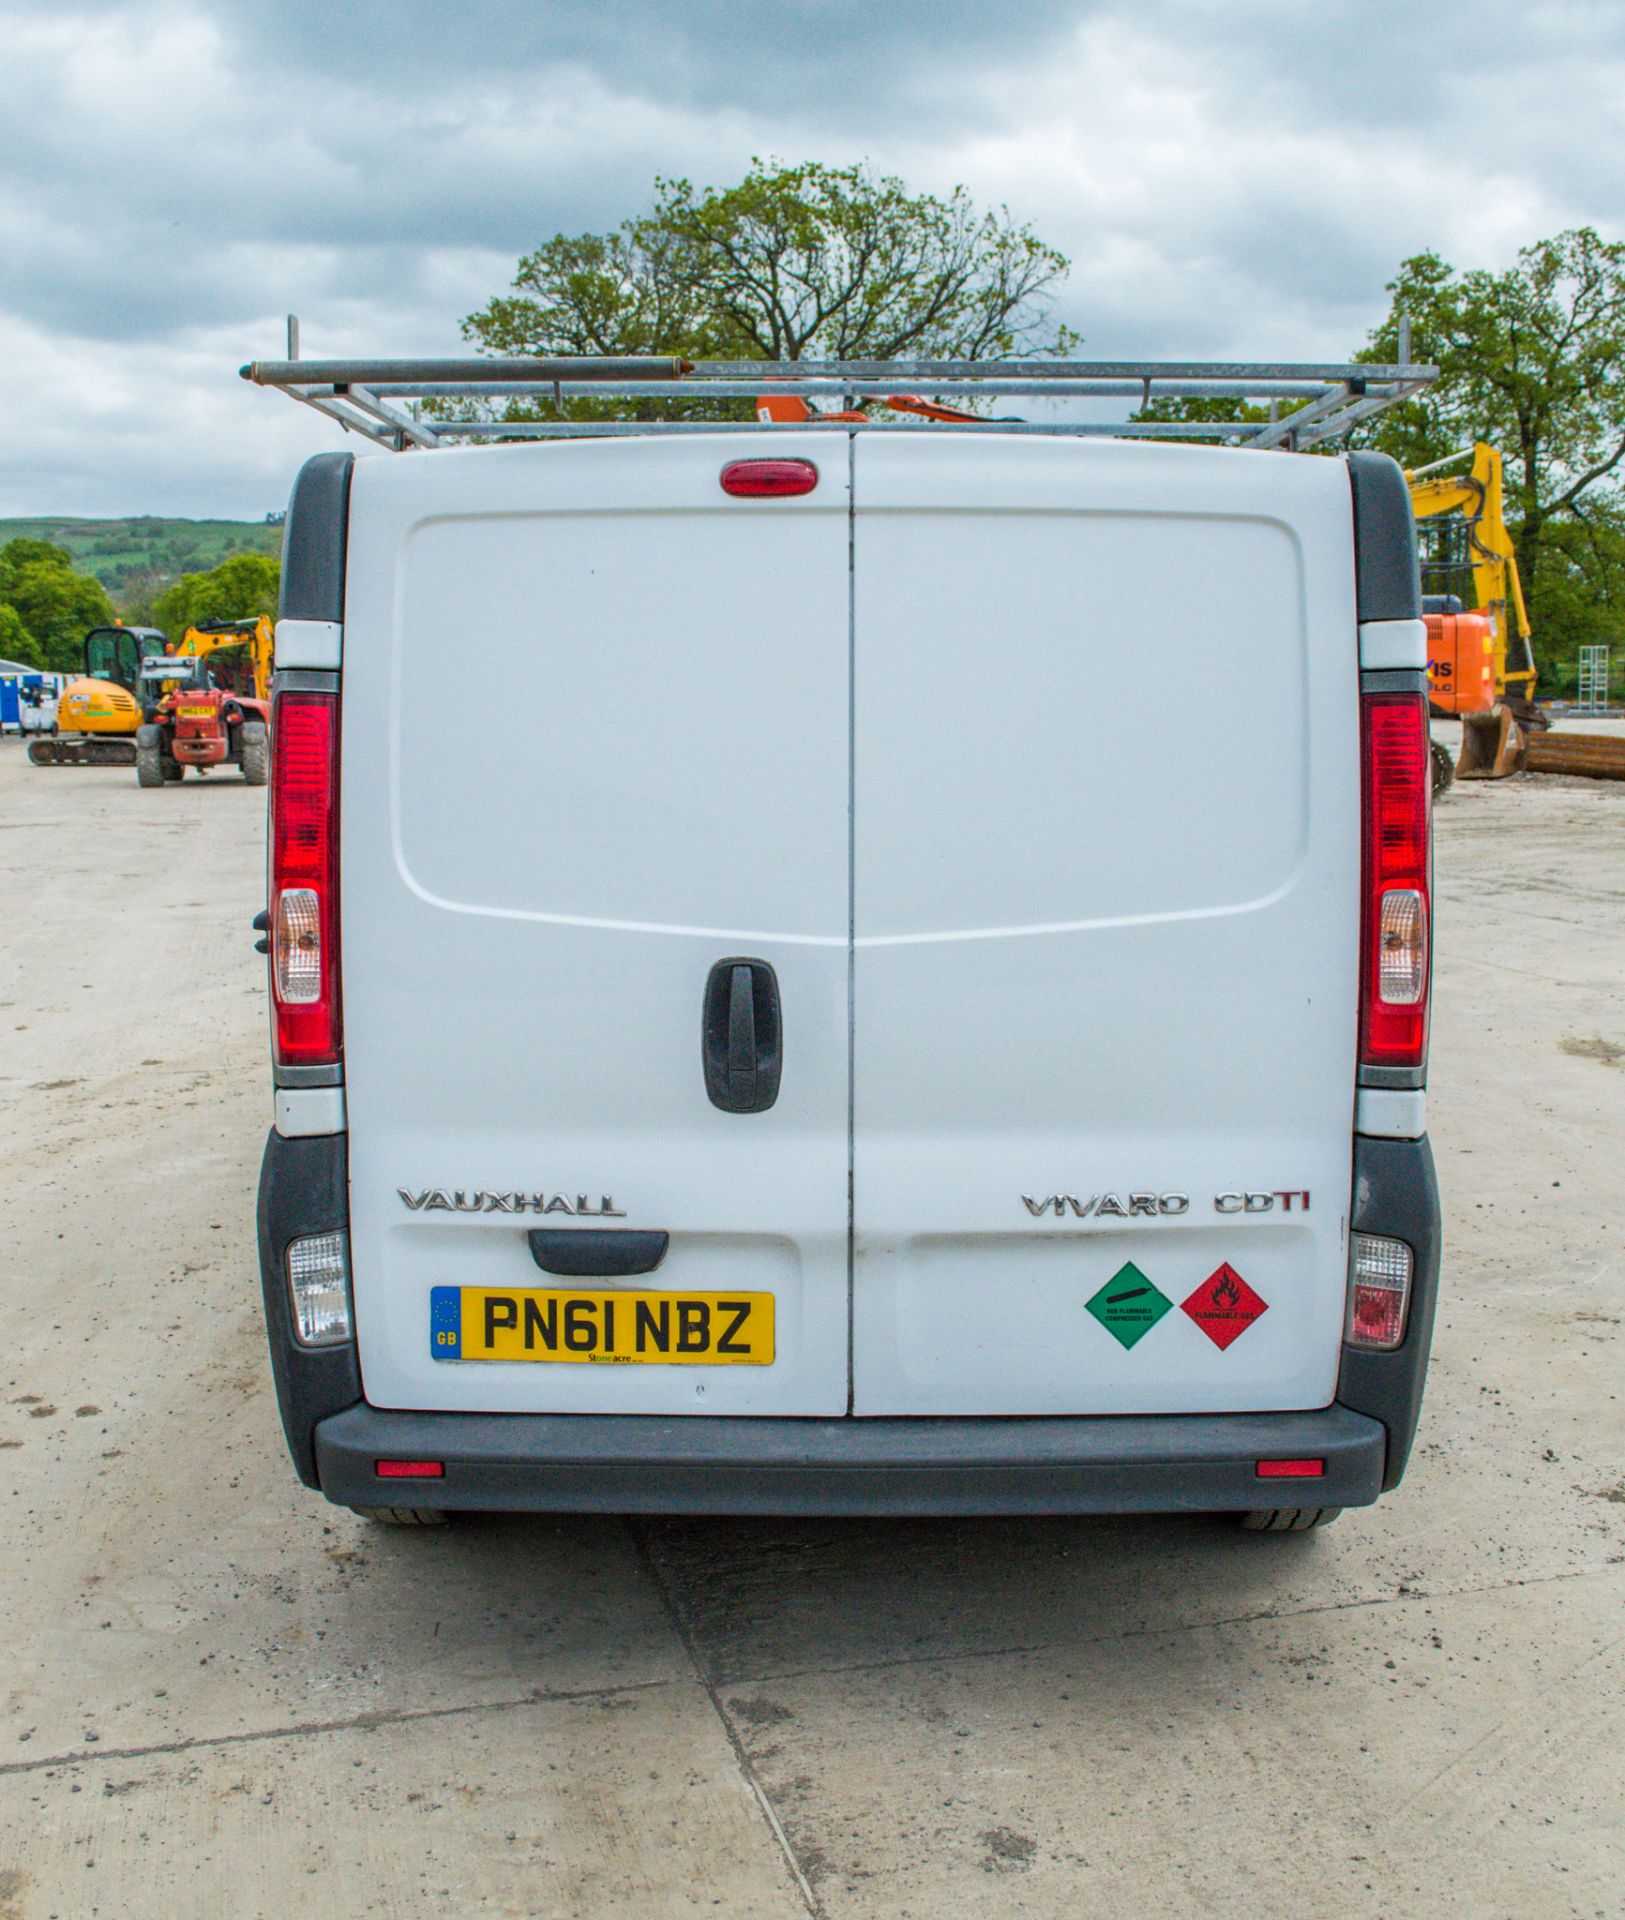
xmin=4 ymin=0 xmax=1623 ymax=519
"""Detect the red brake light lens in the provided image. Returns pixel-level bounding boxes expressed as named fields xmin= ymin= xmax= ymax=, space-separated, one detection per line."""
xmin=1359 ymin=692 xmax=1431 ymax=1070
xmin=720 ymin=458 xmax=819 ymax=498
xmin=270 ymin=691 xmax=340 ymax=1065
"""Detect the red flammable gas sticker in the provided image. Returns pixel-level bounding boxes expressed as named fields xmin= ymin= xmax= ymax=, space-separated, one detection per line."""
xmin=1181 ymin=1264 xmax=1269 ymax=1350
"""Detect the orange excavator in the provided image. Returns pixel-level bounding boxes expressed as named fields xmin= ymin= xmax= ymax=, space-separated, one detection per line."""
xmin=1406 ymin=444 xmax=1537 ymax=716
xmin=756 ymin=393 xmax=1007 ymax=426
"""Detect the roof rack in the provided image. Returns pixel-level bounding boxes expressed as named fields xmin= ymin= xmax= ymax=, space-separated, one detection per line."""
xmin=242 ymin=323 xmax=1436 ymax=454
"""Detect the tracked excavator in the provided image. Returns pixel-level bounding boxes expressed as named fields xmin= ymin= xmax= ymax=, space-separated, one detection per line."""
xmin=1406 ymin=445 xmax=1546 ymax=787
xmin=27 ymin=626 xmax=171 ymax=766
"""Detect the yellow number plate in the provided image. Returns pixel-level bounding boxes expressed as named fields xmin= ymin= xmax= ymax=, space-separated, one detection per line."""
xmin=430 ymin=1286 xmax=774 ymax=1365
xmin=178 ymin=704 xmax=214 ymax=719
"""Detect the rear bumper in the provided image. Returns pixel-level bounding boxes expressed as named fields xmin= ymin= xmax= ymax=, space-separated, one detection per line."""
xmin=314 ymin=1402 xmax=1383 ymax=1516
xmin=258 ymin=1128 xmax=1440 ymax=1516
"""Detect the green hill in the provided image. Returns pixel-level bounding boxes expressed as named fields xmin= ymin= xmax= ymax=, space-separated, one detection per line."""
xmin=0 ymin=516 xmax=283 ymax=609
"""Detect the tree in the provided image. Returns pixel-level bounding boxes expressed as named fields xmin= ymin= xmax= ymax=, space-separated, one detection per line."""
xmin=0 ymin=602 xmax=44 ymax=670
xmin=1360 ymin=230 xmax=1625 ymax=609
xmin=0 ymin=539 xmax=116 ymax=674
xmin=464 ymin=160 xmax=1076 ymax=417
xmin=143 ymin=553 xmax=280 ymax=637
xmin=1126 ymin=394 xmax=1308 ymax=437
xmin=1516 ymin=495 xmax=1625 ymax=691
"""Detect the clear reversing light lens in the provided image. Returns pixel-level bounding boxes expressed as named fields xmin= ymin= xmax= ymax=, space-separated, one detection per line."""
xmin=1378 ymin=888 xmax=1427 ymax=1004
xmin=274 ymin=887 xmax=322 ymax=1003
xmin=1345 ymin=1232 xmax=1413 ymax=1351
xmin=286 ymin=1230 xmax=352 ymax=1346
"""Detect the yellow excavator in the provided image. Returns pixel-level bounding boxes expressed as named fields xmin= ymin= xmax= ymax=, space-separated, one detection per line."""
xmin=173 ymin=615 xmax=274 ymax=701
xmin=1407 ymin=444 xmax=1547 ymax=786
xmin=28 ymin=626 xmax=171 ymax=765
xmin=1406 ymin=443 xmax=1538 ymax=709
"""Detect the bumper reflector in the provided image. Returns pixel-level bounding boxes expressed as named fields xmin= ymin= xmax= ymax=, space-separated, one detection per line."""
xmin=1256 ymin=1458 xmax=1325 ymax=1479
xmin=1345 ymin=1232 xmax=1414 ymax=1350
xmin=285 ymin=1230 xmax=353 ymax=1347
xmin=376 ymin=1460 xmax=444 ymax=1479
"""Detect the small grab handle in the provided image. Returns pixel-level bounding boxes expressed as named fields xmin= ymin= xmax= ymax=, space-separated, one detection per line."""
xmin=528 ymin=1231 xmax=669 ymax=1278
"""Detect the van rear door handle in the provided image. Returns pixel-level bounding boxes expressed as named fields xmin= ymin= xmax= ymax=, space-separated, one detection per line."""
xmin=703 ymin=958 xmax=782 ymax=1113
xmin=529 ymin=1230 xmax=669 ymax=1277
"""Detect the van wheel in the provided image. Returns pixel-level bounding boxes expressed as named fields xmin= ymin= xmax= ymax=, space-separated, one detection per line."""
xmin=349 ymin=1506 xmax=450 ymax=1527
xmin=240 ymin=721 xmax=269 ymax=786
xmin=1240 ymin=1507 xmax=1343 ymax=1532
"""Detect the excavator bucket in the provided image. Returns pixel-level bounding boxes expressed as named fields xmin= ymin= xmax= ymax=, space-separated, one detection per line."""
xmin=1456 ymin=704 xmax=1527 ymax=780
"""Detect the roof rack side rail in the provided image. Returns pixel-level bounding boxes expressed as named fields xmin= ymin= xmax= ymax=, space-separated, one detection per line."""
xmin=241 ymin=343 xmax=1437 ymax=453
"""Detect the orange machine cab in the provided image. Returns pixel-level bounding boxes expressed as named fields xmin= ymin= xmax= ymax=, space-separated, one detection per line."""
xmin=1425 ymin=609 xmax=1497 ymax=716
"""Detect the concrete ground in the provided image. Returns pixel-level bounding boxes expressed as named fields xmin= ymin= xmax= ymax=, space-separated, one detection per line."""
xmin=0 ymin=731 xmax=1622 ymax=1920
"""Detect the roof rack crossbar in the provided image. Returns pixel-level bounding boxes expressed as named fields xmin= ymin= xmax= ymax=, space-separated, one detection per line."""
xmin=361 ymin=378 xmax=1345 ymax=401
xmin=423 ymin=419 xmax=1291 ymax=442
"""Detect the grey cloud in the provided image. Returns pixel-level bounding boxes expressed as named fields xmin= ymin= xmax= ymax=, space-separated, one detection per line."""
xmin=4 ymin=0 xmax=1625 ymax=514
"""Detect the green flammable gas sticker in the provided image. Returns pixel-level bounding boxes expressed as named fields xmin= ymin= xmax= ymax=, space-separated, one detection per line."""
xmin=1086 ymin=1263 xmax=1173 ymax=1350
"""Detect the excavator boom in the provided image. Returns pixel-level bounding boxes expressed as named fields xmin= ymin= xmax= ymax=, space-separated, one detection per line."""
xmin=1407 ymin=443 xmax=1537 ymax=708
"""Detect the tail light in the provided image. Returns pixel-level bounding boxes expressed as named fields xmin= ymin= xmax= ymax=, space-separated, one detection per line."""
xmin=270 ymin=690 xmax=340 ymax=1065
xmin=1359 ymin=692 xmax=1431 ymax=1070
xmin=1345 ymin=1232 xmax=1414 ymax=1349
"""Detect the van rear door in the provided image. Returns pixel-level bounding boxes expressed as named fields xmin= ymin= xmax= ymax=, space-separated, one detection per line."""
xmin=849 ymin=435 xmax=1360 ymax=1416
xmin=341 ymin=435 xmax=852 ymax=1416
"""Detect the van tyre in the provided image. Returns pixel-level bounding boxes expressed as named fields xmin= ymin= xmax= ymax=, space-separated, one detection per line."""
xmin=349 ymin=1506 xmax=450 ymax=1527
xmin=1240 ymin=1506 xmax=1343 ymax=1532
xmin=240 ymin=721 xmax=270 ymax=787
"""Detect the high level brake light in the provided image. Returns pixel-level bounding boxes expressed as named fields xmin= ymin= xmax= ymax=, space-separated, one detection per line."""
xmin=270 ymin=691 xmax=340 ymax=1065
xmin=720 ymin=458 xmax=819 ymax=497
xmin=1359 ymin=692 xmax=1431 ymax=1070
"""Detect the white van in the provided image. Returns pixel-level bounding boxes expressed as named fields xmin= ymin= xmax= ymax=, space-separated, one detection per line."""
xmin=253 ymin=361 xmax=1439 ymax=1532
